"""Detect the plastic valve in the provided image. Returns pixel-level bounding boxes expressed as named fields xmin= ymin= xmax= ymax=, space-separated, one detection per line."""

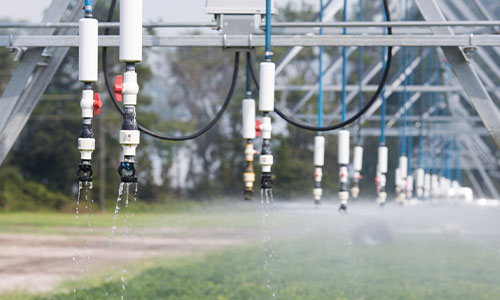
xmin=255 ymin=120 xmax=261 ymax=137
xmin=93 ymin=93 xmax=102 ymax=115
xmin=113 ymin=75 xmax=123 ymax=102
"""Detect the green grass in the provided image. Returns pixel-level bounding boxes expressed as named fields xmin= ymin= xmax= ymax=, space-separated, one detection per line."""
xmin=32 ymin=234 xmax=500 ymax=300
xmin=0 ymin=208 xmax=261 ymax=234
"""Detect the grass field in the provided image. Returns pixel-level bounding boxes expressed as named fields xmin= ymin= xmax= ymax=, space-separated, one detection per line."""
xmin=2 ymin=202 xmax=500 ymax=299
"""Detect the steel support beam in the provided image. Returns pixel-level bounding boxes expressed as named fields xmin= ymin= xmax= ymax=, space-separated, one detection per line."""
xmin=415 ymin=0 xmax=500 ymax=150
xmin=0 ymin=0 xmax=83 ymax=165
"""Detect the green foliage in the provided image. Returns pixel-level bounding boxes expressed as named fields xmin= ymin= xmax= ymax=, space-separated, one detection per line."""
xmin=0 ymin=167 xmax=68 ymax=211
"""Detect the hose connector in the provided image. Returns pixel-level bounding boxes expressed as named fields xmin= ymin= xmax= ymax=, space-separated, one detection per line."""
xmin=243 ymin=142 xmax=256 ymax=200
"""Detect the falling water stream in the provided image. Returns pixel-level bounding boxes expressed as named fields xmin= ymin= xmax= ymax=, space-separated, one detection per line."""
xmin=106 ymin=182 xmax=137 ymax=299
xmin=261 ymin=188 xmax=279 ymax=299
xmin=73 ymin=181 xmax=94 ymax=298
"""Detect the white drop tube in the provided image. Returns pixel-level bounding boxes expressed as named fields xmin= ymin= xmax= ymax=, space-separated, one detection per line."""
xmin=407 ymin=175 xmax=414 ymax=193
xmin=353 ymin=145 xmax=363 ymax=172
xmin=416 ymin=168 xmax=425 ymax=189
xmin=242 ymin=99 xmax=256 ymax=139
xmin=120 ymin=0 xmax=143 ymax=62
xmin=258 ymin=62 xmax=275 ymax=112
xmin=424 ymin=173 xmax=431 ymax=198
xmin=314 ymin=136 xmax=325 ymax=167
xmin=79 ymin=18 xmax=98 ymax=83
xmin=338 ymin=130 xmax=350 ymax=165
xmin=378 ymin=146 xmax=388 ymax=174
xmin=395 ymin=168 xmax=402 ymax=186
xmin=399 ymin=156 xmax=408 ymax=178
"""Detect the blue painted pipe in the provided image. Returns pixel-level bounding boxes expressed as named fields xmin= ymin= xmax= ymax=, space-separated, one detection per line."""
xmin=318 ymin=0 xmax=324 ymax=127
xmin=85 ymin=0 xmax=92 ymax=14
xmin=341 ymin=0 xmax=347 ymax=122
xmin=357 ymin=0 xmax=363 ymax=145
xmin=265 ymin=0 xmax=272 ymax=60
xmin=379 ymin=5 xmax=388 ymax=146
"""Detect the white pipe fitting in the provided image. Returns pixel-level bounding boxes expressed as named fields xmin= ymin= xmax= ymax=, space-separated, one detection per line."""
xmin=313 ymin=188 xmax=323 ymax=201
xmin=78 ymin=138 xmax=95 ymax=161
xmin=378 ymin=146 xmax=388 ymax=174
xmin=259 ymin=154 xmax=273 ymax=173
xmin=122 ymin=71 xmax=140 ymax=106
xmin=339 ymin=165 xmax=348 ymax=184
xmin=395 ymin=168 xmax=402 ymax=187
xmin=338 ymin=130 xmax=350 ymax=165
xmin=80 ymin=90 xmax=94 ymax=119
xmin=314 ymin=136 xmax=325 ymax=167
xmin=242 ymin=99 xmax=256 ymax=139
xmin=260 ymin=116 xmax=272 ymax=140
xmin=79 ymin=18 xmax=98 ymax=83
xmin=258 ymin=62 xmax=275 ymax=112
xmin=244 ymin=143 xmax=255 ymax=162
xmin=120 ymin=130 xmax=140 ymax=157
xmin=407 ymin=174 xmax=414 ymax=196
xmin=353 ymin=145 xmax=363 ymax=172
xmin=120 ymin=0 xmax=143 ymax=63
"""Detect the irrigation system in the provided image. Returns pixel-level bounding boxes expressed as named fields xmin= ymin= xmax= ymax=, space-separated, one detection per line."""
xmin=0 ymin=0 xmax=500 ymax=204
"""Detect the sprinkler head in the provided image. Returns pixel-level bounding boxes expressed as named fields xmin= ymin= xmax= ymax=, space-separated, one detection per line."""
xmin=314 ymin=200 xmax=321 ymax=207
xmin=118 ymin=161 xmax=137 ymax=183
xmin=261 ymin=173 xmax=273 ymax=189
xmin=244 ymin=190 xmax=254 ymax=201
xmin=77 ymin=162 xmax=93 ymax=182
xmin=338 ymin=204 xmax=347 ymax=213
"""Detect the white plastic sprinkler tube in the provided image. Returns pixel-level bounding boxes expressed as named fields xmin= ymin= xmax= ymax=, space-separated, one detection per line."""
xmin=258 ymin=62 xmax=275 ymax=112
xmin=79 ymin=18 xmax=98 ymax=83
xmin=338 ymin=130 xmax=350 ymax=165
xmin=378 ymin=146 xmax=388 ymax=174
xmin=242 ymin=99 xmax=256 ymax=139
xmin=77 ymin=6 xmax=100 ymax=179
xmin=399 ymin=156 xmax=408 ymax=179
xmin=313 ymin=135 xmax=325 ymax=204
xmin=120 ymin=0 xmax=143 ymax=63
xmin=395 ymin=168 xmax=402 ymax=186
xmin=431 ymin=174 xmax=439 ymax=198
xmin=424 ymin=173 xmax=431 ymax=198
xmin=416 ymin=168 xmax=425 ymax=189
xmin=407 ymin=174 xmax=414 ymax=196
xmin=337 ymin=130 xmax=350 ymax=210
xmin=314 ymin=136 xmax=325 ymax=167
xmin=353 ymin=145 xmax=363 ymax=172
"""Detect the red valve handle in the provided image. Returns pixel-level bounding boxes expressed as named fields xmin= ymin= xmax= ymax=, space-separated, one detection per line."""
xmin=255 ymin=120 xmax=261 ymax=137
xmin=113 ymin=75 xmax=123 ymax=102
xmin=93 ymin=93 xmax=102 ymax=115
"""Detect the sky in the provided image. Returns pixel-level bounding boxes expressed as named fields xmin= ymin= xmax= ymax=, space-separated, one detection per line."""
xmin=0 ymin=0 xmax=313 ymax=22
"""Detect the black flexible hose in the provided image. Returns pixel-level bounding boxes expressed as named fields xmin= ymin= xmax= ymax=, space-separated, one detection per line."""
xmin=249 ymin=0 xmax=393 ymax=132
xmin=102 ymin=0 xmax=240 ymax=141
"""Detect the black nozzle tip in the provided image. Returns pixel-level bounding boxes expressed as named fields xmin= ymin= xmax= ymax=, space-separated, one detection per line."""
xmin=339 ymin=204 xmax=347 ymax=213
xmin=244 ymin=190 xmax=254 ymax=201
xmin=314 ymin=200 xmax=321 ymax=206
xmin=260 ymin=173 xmax=273 ymax=190
xmin=77 ymin=163 xmax=93 ymax=182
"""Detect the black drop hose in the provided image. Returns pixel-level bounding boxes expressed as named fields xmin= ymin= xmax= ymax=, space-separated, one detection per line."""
xmin=102 ymin=0 xmax=240 ymax=141
xmin=249 ymin=0 xmax=393 ymax=132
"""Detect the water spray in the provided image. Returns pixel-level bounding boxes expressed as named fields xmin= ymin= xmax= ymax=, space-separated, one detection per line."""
xmin=242 ymin=54 xmax=257 ymax=200
xmin=77 ymin=1 xmax=101 ymax=183
xmin=114 ymin=0 xmax=142 ymax=183
xmin=258 ymin=0 xmax=275 ymax=191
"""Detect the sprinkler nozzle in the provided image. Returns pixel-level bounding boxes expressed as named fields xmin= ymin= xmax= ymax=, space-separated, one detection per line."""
xmin=339 ymin=204 xmax=347 ymax=213
xmin=261 ymin=173 xmax=273 ymax=189
xmin=244 ymin=190 xmax=254 ymax=201
xmin=77 ymin=162 xmax=93 ymax=182
xmin=118 ymin=161 xmax=137 ymax=183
